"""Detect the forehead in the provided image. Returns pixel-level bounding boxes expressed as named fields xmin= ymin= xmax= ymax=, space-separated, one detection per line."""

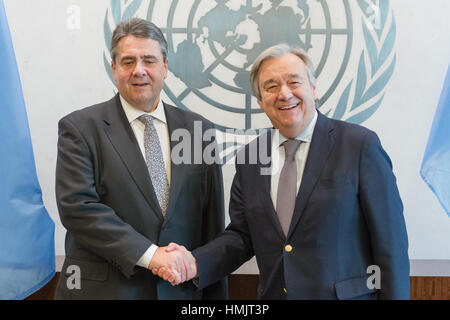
xmin=258 ymin=53 xmax=308 ymax=81
xmin=116 ymin=35 xmax=163 ymax=58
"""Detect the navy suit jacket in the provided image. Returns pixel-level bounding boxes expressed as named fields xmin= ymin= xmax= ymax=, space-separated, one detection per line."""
xmin=193 ymin=111 xmax=409 ymax=299
xmin=55 ymin=95 xmax=227 ymax=299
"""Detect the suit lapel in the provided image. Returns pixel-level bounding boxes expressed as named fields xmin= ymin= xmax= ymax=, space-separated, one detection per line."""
xmin=287 ymin=112 xmax=335 ymax=238
xmin=103 ymin=95 xmax=163 ymax=221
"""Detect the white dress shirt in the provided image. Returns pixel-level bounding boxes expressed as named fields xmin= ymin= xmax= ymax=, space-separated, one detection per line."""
xmin=270 ymin=109 xmax=318 ymax=209
xmin=119 ymin=95 xmax=170 ymax=269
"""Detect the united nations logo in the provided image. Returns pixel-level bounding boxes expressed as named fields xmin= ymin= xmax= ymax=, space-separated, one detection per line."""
xmin=103 ymin=0 xmax=396 ymax=131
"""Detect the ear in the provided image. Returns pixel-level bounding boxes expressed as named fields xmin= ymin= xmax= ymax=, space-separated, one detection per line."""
xmin=259 ymin=99 xmax=265 ymax=111
xmin=163 ymin=59 xmax=169 ymax=79
xmin=312 ymin=84 xmax=318 ymax=101
xmin=111 ymin=60 xmax=117 ymax=82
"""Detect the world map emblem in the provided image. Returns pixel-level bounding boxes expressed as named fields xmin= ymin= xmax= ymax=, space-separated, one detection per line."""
xmin=104 ymin=0 xmax=396 ymax=131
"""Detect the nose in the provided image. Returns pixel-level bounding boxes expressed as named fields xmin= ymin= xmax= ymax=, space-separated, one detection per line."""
xmin=278 ymin=84 xmax=293 ymax=101
xmin=132 ymin=61 xmax=146 ymax=77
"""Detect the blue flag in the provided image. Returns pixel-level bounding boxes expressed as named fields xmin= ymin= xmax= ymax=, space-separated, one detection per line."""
xmin=421 ymin=64 xmax=450 ymax=217
xmin=0 ymin=0 xmax=55 ymax=299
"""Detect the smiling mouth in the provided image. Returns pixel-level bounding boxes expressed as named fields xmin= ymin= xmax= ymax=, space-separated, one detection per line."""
xmin=278 ymin=103 xmax=299 ymax=111
xmin=132 ymin=83 xmax=150 ymax=87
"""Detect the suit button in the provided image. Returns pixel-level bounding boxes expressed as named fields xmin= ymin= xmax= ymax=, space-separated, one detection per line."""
xmin=285 ymin=245 xmax=293 ymax=252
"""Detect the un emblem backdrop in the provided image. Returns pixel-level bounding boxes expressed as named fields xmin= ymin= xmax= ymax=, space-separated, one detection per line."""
xmin=103 ymin=0 xmax=396 ymax=133
xmin=5 ymin=0 xmax=450 ymax=270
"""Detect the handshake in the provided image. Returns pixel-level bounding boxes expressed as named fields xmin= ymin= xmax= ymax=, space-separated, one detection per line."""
xmin=149 ymin=243 xmax=198 ymax=286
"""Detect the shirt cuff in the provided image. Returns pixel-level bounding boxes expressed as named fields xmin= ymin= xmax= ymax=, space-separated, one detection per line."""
xmin=136 ymin=244 xmax=158 ymax=269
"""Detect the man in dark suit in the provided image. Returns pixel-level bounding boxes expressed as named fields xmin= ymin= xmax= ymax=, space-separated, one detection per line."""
xmin=54 ymin=18 xmax=226 ymax=299
xmin=156 ymin=44 xmax=410 ymax=299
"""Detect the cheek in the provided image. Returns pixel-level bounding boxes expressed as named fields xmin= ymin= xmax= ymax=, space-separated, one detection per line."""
xmin=115 ymin=70 xmax=129 ymax=85
xmin=260 ymin=94 xmax=276 ymax=108
xmin=159 ymin=66 xmax=168 ymax=78
xmin=299 ymin=87 xmax=316 ymax=102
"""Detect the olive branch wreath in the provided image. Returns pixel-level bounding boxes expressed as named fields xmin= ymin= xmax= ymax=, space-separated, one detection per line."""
xmin=331 ymin=0 xmax=396 ymax=124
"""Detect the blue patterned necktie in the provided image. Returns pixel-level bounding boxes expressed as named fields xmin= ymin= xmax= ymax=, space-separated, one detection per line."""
xmin=139 ymin=114 xmax=169 ymax=217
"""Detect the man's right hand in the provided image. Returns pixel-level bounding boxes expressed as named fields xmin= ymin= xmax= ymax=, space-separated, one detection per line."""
xmin=150 ymin=243 xmax=198 ymax=285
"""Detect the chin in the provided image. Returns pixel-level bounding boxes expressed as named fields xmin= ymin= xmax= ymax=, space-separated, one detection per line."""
xmin=279 ymin=119 xmax=301 ymax=129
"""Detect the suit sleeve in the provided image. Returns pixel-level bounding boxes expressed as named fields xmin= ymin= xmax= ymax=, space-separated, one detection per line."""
xmin=359 ymin=131 xmax=410 ymax=299
xmin=193 ymin=161 xmax=255 ymax=291
xmin=56 ymin=116 xmax=153 ymax=278
xmin=199 ymin=159 xmax=228 ymax=299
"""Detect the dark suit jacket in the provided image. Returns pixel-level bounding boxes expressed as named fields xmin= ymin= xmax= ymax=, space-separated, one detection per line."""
xmin=55 ymin=94 xmax=227 ymax=299
xmin=193 ymin=111 xmax=410 ymax=300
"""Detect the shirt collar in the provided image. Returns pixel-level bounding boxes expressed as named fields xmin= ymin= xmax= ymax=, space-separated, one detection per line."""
xmin=274 ymin=108 xmax=318 ymax=149
xmin=120 ymin=95 xmax=167 ymax=124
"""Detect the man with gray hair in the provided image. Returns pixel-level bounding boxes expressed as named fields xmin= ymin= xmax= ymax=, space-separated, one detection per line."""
xmin=155 ymin=43 xmax=410 ymax=300
xmin=54 ymin=18 xmax=227 ymax=299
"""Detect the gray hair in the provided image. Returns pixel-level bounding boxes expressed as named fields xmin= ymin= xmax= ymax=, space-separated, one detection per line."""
xmin=110 ymin=18 xmax=168 ymax=63
xmin=250 ymin=44 xmax=316 ymax=101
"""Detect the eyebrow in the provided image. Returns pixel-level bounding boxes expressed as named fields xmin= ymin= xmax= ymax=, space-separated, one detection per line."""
xmin=262 ymin=74 xmax=303 ymax=87
xmin=120 ymin=55 xmax=159 ymax=62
